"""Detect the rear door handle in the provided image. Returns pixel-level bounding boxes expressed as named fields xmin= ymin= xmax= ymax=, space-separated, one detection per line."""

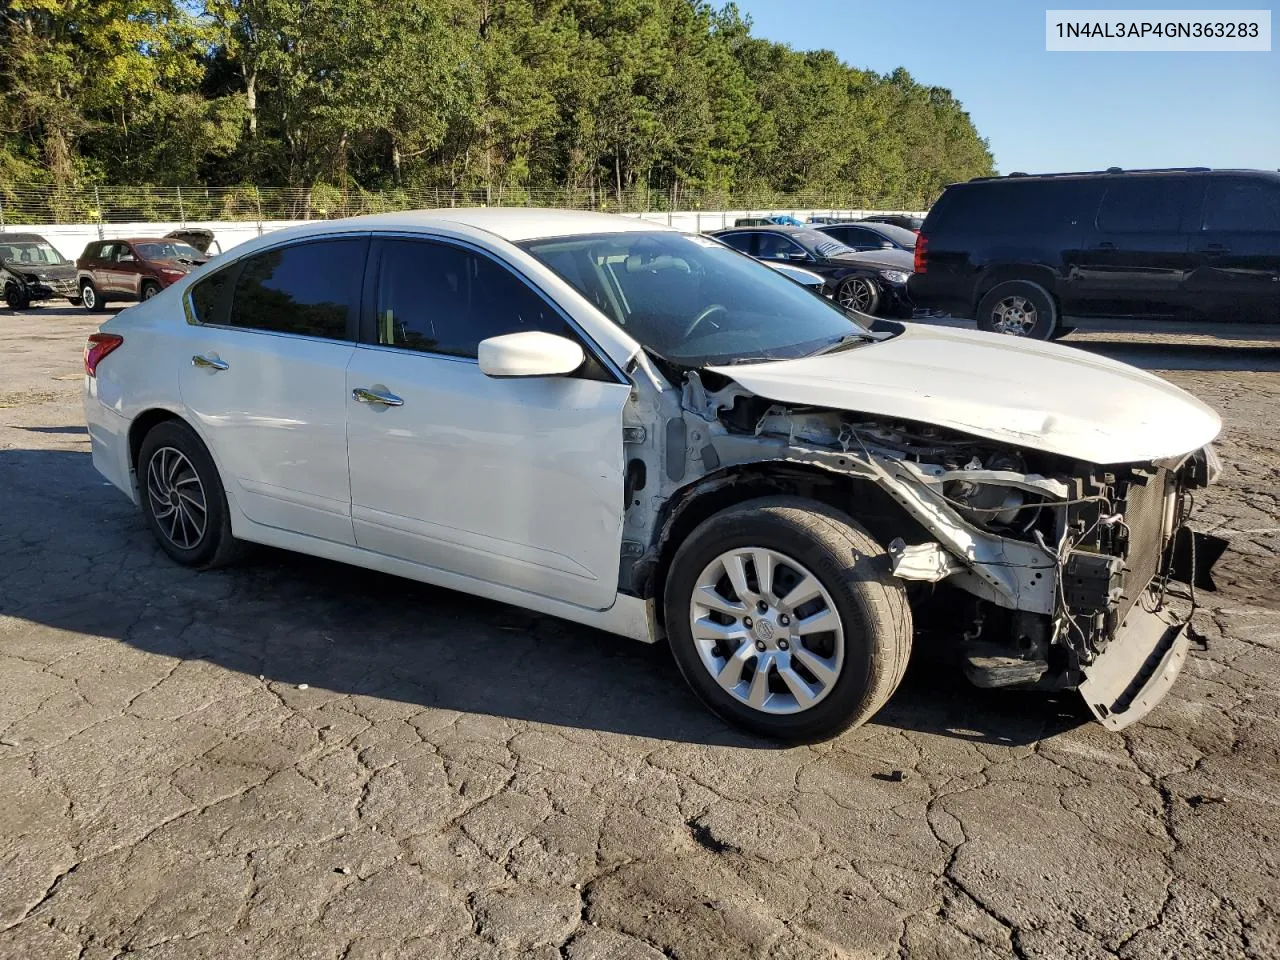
xmin=1095 ymin=241 xmax=1116 ymax=250
xmin=191 ymin=354 xmax=228 ymax=371
xmin=352 ymin=387 xmax=404 ymax=407
xmin=1199 ymin=242 xmax=1230 ymax=255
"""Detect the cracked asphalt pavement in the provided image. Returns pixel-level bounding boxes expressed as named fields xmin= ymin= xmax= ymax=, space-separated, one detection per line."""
xmin=2 ymin=308 xmax=1278 ymax=959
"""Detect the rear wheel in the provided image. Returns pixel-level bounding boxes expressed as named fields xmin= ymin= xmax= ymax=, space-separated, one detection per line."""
xmin=664 ymin=496 xmax=912 ymax=742
xmin=836 ymin=276 xmax=880 ymax=315
xmin=976 ymin=280 xmax=1057 ymax=340
xmin=137 ymin=420 xmax=245 ymax=569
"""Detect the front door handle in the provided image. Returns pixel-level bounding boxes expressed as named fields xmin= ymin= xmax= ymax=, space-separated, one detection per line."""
xmin=1199 ymin=242 xmax=1230 ymax=255
xmin=191 ymin=354 xmax=229 ymax=371
xmin=352 ymin=387 xmax=404 ymax=407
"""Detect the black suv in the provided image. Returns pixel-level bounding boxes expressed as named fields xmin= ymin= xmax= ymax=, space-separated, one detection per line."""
xmin=908 ymin=167 xmax=1280 ymax=339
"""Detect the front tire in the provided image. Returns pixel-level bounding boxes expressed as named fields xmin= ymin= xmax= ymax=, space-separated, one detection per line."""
xmin=141 ymin=281 xmax=160 ymax=301
xmin=137 ymin=420 xmax=245 ymax=569
xmin=976 ymin=280 xmax=1058 ymax=340
xmin=4 ymin=283 xmax=30 ymax=311
xmin=664 ymin=496 xmax=912 ymax=742
xmin=80 ymin=281 xmax=107 ymax=312
xmin=836 ymin=276 xmax=881 ymax=315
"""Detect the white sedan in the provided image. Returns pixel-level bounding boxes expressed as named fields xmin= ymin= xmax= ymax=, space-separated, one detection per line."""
xmin=84 ymin=209 xmax=1224 ymax=740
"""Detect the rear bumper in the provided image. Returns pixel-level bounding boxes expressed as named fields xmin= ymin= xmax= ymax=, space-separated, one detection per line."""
xmin=83 ymin=385 xmax=137 ymax=504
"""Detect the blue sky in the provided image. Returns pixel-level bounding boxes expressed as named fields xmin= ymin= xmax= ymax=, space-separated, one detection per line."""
xmin=733 ymin=1 xmax=1279 ymax=174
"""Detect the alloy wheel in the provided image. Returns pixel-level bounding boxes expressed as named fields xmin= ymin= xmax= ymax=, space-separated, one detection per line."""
xmin=837 ymin=278 xmax=875 ymax=312
xmin=990 ymin=295 xmax=1037 ymax=335
xmin=145 ymin=446 xmax=208 ymax=550
xmin=82 ymin=285 xmax=96 ymax=310
xmin=689 ymin=547 xmax=845 ymax=715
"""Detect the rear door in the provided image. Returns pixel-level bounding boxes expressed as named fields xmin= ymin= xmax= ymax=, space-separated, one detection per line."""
xmin=1070 ymin=176 xmax=1196 ymax=318
xmin=179 ymin=236 xmax=367 ymax=544
xmin=1185 ymin=174 xmax=1280 ymax=323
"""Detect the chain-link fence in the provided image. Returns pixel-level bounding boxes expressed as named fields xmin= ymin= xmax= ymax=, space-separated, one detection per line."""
xmin=0 ymin=183 xmax=931 ymax=227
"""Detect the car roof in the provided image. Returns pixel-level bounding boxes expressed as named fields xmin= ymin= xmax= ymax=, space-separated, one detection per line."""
xmin=108 ymin=237 xmax=174 ymax=244
xmin=315 ymin=208 xmax=674 ymax=243
xmin=0 ymin=233 xmax=52 ymax=243
xmin=711 ymin=225 xmax=809 ymax=235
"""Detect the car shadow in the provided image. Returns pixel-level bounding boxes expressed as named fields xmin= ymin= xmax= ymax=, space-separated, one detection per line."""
xmin=19 ymin=425 xmax=88 ymax=434
xmin=1067 ymin=339 xmax=1280 ymax=373
xmin=0 ymin=447 xmax=1085 ymax=749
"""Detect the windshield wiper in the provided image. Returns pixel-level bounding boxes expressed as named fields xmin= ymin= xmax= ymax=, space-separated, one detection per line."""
xmin=808 ymin=332 xmax=879 ymax=357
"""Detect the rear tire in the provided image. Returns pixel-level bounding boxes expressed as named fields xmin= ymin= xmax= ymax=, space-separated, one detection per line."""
xmin=664 ymin=496 xmax=912 ymax=742
xmin=976 ymin=280 xmax=1057 ymax=340
xmin=141 ymin=281 xmax=160 ymax=301
xmin=137 ymin=420 xmax=246 ymax=570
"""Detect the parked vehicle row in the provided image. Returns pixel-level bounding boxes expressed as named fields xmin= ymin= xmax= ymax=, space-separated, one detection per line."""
xmin=711 ymin=225 xmax=915 ymax=317
xmin=909 ymin=166 xmax=1280 ymax=338
xmin=83 ymin=208 xmax=1223 ymax=741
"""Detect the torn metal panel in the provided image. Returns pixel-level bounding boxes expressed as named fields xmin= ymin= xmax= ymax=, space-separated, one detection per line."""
xmin=888 ymin=538 xmax=963 ymax=582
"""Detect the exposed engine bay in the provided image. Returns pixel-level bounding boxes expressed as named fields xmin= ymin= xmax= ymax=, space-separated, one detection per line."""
xmin=618 ymin=357 xmax=1224 ymax=731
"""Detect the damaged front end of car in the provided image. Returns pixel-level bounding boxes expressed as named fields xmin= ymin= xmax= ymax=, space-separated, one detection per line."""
xmin=620 ymin=355 xmax=1225 ymax=732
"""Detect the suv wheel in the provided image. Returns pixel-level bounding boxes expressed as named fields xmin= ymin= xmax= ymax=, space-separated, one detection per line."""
xmin=976 ymin=280 xmax=1057 ymax=340
xmin=137 ymin=420 xmax=246 ymax=569
xmin=664 ymin=496 xmax=912 ymax=742
xmin=141 ymin=281 xmax=160 ymax=301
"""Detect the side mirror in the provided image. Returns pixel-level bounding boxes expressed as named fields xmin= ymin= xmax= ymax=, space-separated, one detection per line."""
xmin=880 ymin=240 xmax=895 ymax=249
xmin=787 ymin=251 xmax=812 ymax=262
xmin=119 ymin=254 xmax=136 ymax=262
xmin=478 ymin=331 xmax=585 ymax=378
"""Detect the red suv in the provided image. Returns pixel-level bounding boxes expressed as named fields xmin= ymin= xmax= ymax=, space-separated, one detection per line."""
xmin=76 ymin=238 xmax=207 ymax=311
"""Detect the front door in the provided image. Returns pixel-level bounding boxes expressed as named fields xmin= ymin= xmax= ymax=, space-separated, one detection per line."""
xmin=179 ymin=236 xmax=368 ymax=544
xmin=345 ymin=236 xmax=631 ymax=610
xmin=1186 ymin=175 xmax=1280 ymax=324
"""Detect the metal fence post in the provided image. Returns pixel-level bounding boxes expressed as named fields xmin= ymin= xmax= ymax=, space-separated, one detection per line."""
xmin=0 ymin=197 xmax=5 ymax=233
xmin=255 ymin=189 xmax=263 ymax=235
xmin=177 ymin=186 xmax=186 ymax=226
xmin=94 ymin=186 xmax=104 ymax=239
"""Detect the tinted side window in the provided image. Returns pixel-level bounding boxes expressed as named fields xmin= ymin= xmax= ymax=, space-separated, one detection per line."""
xmin=755 ymin=233 xmax=804 ymax=260
xmin=375 ymin=239 xmax=571 ymax=358
xmin=1202 ymin=177 xmax=1280 ymax=232
xmin=832 ymin=226 xmax=878 ymax=247
xmin=718 ymin=233 xmax=755 ymax=255
xmin=1097 ymin=178 xmax=1186 ymax=233
xmin=228 ymin=239 xmax=365 ymax=339
xmin=929 ymin=180 xmax=1102 ymax=234
xmin=190 ymin=267 xmax=234 ymax=325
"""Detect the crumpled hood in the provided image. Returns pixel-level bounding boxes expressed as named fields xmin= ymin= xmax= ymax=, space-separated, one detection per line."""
xmin=708 ymin=324 xmax=1222 ymax=464
xmin=5 ymin=260 xmax=75 ymax=280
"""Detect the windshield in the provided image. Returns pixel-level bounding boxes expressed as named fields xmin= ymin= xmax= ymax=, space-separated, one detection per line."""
xmin=0 ymin=240 xmax=65 ymax=266
xmin=520 ymin=231 xmax=870 ymax=366
xmin=872 ymin=224 xmax=918 ymax=249
xmin=135 ymin=241 xmax=203 ymax=261
xmin=788 ymin=229 xmax=856 ymax=259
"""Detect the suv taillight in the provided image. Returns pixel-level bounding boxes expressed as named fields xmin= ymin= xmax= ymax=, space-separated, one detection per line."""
xmin=913 ymin=233 xmax=928 ymax=274
xmin=84 ymin=333 xmax=123 ymax=376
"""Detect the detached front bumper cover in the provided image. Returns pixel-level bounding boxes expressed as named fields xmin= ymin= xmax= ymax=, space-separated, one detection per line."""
xmin=1078 ymin=604 xmax=1189 ymax=731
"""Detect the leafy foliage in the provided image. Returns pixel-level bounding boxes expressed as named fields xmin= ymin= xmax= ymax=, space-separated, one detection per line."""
xmin=0 ymin=0 xmax=993 ymax=203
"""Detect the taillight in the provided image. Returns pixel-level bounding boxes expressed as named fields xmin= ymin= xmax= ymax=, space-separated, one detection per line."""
xmin=84 ymin=333 xmax=123 ymax=376
xmin=913 ymin=233 xmax=928 ymax=274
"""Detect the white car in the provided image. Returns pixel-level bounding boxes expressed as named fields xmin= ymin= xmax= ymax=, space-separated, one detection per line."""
xmin=83 ymin=209 xmax=1225 ymax=741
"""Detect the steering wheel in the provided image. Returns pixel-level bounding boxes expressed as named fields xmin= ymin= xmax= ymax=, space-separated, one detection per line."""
xmin=683 ymin=303 xmax=728 ymax=339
